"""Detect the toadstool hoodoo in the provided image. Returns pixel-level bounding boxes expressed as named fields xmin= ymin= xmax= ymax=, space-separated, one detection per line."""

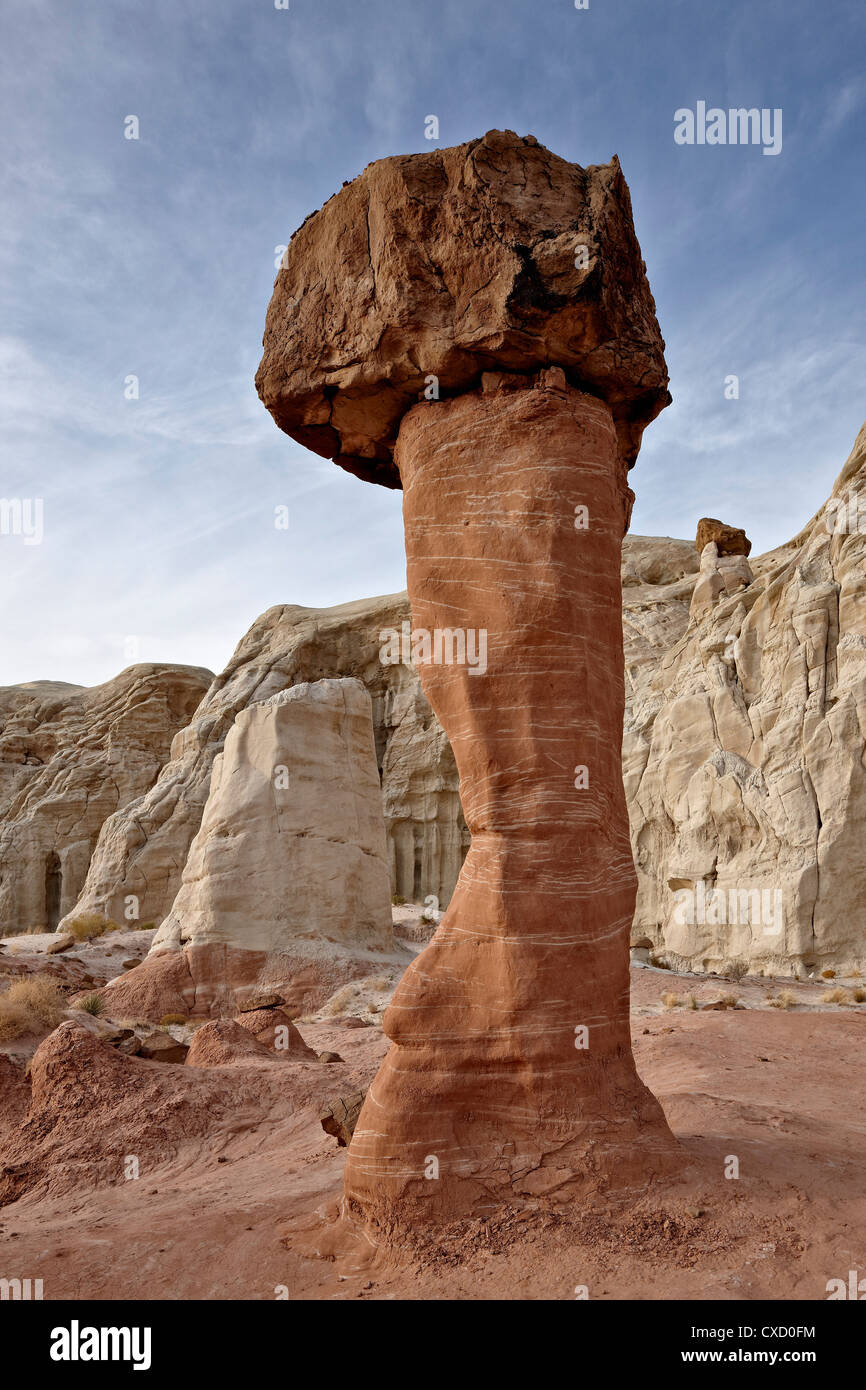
xmin=257 ymin=129 xmax=679 ymax=1226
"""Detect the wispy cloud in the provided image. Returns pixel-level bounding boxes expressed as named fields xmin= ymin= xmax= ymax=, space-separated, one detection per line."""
xmin=1 ymin=0 xmax=864 ymax=684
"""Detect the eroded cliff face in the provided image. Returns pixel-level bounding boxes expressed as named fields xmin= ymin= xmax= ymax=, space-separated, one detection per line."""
xmin=16 ymin=424 xmax=866 ymax=978
xmin=627 ymin=423 xmax=866 ymax=977
xmin=0 ymin=666 xmax=212 ymax=934
xmin=57 ymin=538 xmax=691 ymax=942
xmin=58 ymin=595 xmax=468 ymax=936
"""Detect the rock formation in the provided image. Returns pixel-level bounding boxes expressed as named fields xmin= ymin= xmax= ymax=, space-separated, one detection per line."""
xmin=694 ymin=518 xmax=752 ymax=557
xmin=690 ymin=519 xmax=755 ymax=620
xmin=0 ymin=666 xmax=211 ymax=934
xmin=257 ymin=129 xmax=677 ymax=1224
xmin=627 ymin=422 xmax=866 ymax=978
xmin=60 ymin=595 xmax=467 ymax=935
xmin=101 ymin=679 xmax=403 ymax=1017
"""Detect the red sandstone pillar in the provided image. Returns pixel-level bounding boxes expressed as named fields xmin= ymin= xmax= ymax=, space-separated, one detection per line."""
xmin=256 ymin=129 xmax=677 ymax=1231
xmin=343 ymin=380 xmax=675 ymax=1223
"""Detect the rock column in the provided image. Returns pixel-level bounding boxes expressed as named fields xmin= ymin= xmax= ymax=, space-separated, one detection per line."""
xmin=344 ymin=379 xmax=675 ymax=1224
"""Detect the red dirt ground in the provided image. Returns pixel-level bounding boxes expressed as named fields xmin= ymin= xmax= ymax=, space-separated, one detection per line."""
xmin=0 ymin=962 xmax=863 ymax=1300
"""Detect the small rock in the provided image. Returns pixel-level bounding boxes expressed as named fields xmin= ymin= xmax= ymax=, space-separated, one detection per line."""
xmin=536 ymin=365 xmax=567 ymax=392
xmin=46 ymin=934 xmax=75 ymax=955
xmin=320 ymin=1091 xmax=366 ymax=1146
xmin=137 ymin=1031 xmax=189 ymax=1064
xmin=121 ymin=959 xmax=139 ymax=970
xmin=318 ymin=1051 xmax=344 ymax=1064
xmin=343 ymin=1017 xmax=370 ymax=1029
xmin=237 ymin=992 xmax=284 ymax=1013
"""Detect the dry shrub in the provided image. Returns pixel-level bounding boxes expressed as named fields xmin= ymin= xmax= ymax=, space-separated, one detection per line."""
xmin=160 ymin=1013 xmax=187 ymax=1026
xmin=65 ymin=913 xmax=119 ymax=942
xmin=662 ymin=991 xmax=682 ymax=1010
xmin=852 ymin=988 xmax=866 ymax=1004
xmin=768 ymin=990 xmax=798 ymax=1010
xmin=821 ymin=969 xmax=836 ymax=980
xmin=822 ymin=987 xmax=852 ymax=1005
xmin=0 ymin=975 xmax=67 ymax=1041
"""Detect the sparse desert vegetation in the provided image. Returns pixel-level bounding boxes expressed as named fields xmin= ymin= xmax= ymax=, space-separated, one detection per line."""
xmin=66 ymin=913 xmax=121 ymax=942
xmin=768 ymin=990 xmax=799 ymax=1009
xmin=0 ymin=975 xmax=67 ymax=1040
xmin=75 ymin=992 xmax=106 ymax=1016
xmin=823 ymin=987 xmax=852 ymax=1005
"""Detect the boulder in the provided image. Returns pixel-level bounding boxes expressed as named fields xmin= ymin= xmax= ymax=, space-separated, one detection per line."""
xmin=137 ymin=1031 xmax=189 ymax=1064
xmin=256 ymin=128 xmax=670 ymax=486
xmin=186 ymin=1020 xmax=278 ymax=1068
xmin=46 ymin=934 xmax=75 ymax=955
xmin=237 ymin=993 xmax=284 ymax=1013
xmin=233 ymin=1007 xmax=316 ymax=1057
xmin=695 ymin=517 xmax=752 ymax=557
xmin=320 ymin=1091 xmax=366 ymax=1147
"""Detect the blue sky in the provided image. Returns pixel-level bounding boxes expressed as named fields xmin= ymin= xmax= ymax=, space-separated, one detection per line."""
xmin=1 ymin=0 xmax=864 ymax=685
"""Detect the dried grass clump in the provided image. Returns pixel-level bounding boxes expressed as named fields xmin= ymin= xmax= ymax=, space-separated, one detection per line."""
xmin=822 ymin=987 xmax=852 ymax=1005
xmin=768 ymin=990 xmax=798 ymax=1010
xmin=66 ymin=913 xmax=119 ymax=942
xmin=0 ymin=975 xmax=67 ymax=1040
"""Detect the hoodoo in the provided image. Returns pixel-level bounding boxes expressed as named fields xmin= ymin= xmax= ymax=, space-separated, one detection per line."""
xmin=257 ymin=129 xmax=678 ymax=1225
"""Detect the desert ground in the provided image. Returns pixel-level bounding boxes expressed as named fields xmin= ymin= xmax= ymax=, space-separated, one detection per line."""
xmin=1 ymin=918 xmax=863 ymax=1302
